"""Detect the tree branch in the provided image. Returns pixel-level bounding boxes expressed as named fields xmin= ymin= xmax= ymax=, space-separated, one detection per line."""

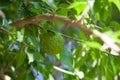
xmin=0 ymin=11 xmax=120 ymax=55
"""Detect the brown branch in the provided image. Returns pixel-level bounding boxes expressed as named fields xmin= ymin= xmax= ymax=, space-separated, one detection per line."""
xmin=0 ymin=10 xmax=120 ymax=55
xmin=10 ymin=14 xmax=120 ymax=54
xmin=10 ymin=14 xmax=72 ymax=28
xmin=0 ymin=27 xmax=9 ymax=33
xmin=10 ymin=14 xmax=92 ymax=35
xmin=0 ymin=27 xmax=13 ymax=35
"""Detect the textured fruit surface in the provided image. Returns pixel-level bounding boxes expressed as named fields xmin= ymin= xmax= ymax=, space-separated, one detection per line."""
xmin=40 ymin=32 xmax=64 ymax=55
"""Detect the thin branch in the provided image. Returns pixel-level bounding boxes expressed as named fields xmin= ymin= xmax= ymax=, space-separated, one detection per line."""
xmin=76 ymin=6 xmax=90 ymax=23
xmin=93 ymin=30 xmax=120 ymax=53
xmin=61 ymin=33 xmax=84 ymax=42
xmin=53 ymin=66 xmax=74 ymax=75
xmin=0 ymin=27 xmax=12 ymax=35
xmin=0 ymin=27 xmax=9 ymax=33
xmin=0 ymin=10 xmax=5 ymax=18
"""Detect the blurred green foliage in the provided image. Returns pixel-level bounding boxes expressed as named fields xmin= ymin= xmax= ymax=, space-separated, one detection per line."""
xmin=0 ymin=0 xmax=120 ymax=80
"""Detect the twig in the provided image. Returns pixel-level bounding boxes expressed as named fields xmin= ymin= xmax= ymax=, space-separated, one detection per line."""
xmin=0 ymin=27 xmax=9 ymax=33
xmin=76 ymin=6 xmax=90 ymax=23
xmin=61 ymin=33 xmax=84 ymax=42
xmin=0 ymin=10 xmax=5 ymax=18
xmin=0 ymin=27 xmax=12 ymax=35
xmin=53 ymin=66 xmax=74 ymax=75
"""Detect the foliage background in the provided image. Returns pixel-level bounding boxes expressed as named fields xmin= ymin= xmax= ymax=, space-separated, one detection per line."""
xmin=0 ymin=0 xmax=120 ymax=80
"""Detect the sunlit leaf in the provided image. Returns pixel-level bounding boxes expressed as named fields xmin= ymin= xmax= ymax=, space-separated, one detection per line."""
xmin=17 ymin=31 xmax=24 ymax=42
xmin=109 ymin=0 xmax=120 ymax=11
xmin=56 ymin=8 xmax=68 ymax=16
xmin=105 ymin=64 xmax=114 ymax=80
xmin=0 ymin=44 xmax=4 ymax=49
xmin=49 ymin=74 xmax=55 ymax=80
xmin=85 ymin=41 xmax=101 ymax=49
xmin=68 ymin=1 xmax=87 ymax=15
xmin=74 ymin=69 xmax=84 ymax=79
xmin=0 ymin=0 xmax=120 ymax=80
xmin=25 ymin=47 xmax=34 ymax=64
xmin=108 ymin=30 xmax=120 ymax=44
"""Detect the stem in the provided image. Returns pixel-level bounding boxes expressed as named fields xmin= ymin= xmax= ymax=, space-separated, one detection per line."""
xmin=60 ymin=33 xmax=84 ymax=42
xmin=53 ymin=66 xmax=75 ymax=75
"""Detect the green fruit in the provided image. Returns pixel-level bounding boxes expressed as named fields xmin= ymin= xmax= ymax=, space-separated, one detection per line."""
xmin=40 ymin=31 xmax=64 ymax=55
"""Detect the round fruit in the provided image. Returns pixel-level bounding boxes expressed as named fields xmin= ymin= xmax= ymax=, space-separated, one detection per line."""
xmin=40 ymin=31 xmax=64 ymax=55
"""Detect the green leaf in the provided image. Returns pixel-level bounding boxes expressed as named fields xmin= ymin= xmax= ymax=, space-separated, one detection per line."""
xmin=17 ymin=31 xmax=24 ymax=42
xmin=26 ymin=70 xmax=35 ymax=80
xmin=68 ymin=1 xmax=87 ymax=15
xmin=3 ymin=18 xmax=11 ymax=29
xmin=78 ymin=31 xmax=87 ymax=40
xmin=105 ymin=64 xmax=114 ymax=80
xmin=25 ymin=47 xmax=34 ymax=64
xmin=60 ymin=48 xmax=73 ymax=68
xmin=34 ymin=51 xmax=45 ymax=62
xmin=109 ymin=21 xmax=120 ymax=30
xmin=0 ymin=44 xmax=4 ymax=49
xmin=24 ymin=25 xmax=39 ymax=48
xmin=109 ymin=0 xmax=120 ymax=11
xmin=49 ymin=74 xmax=55 ymax=80
xmin=17 ymin=67 xmax=26 ymax=80
xmin=85 ymin=41 xmax=101 ymax=49
xmin=30 ymin=36 xmax=40 ymax=48
xmin=56 ymin=8 xmax=68 ymax=16
xmin=16 ymin=47 xmax=26 ymax=67
xmin=29 ymin=1 xmax=42 ymax=15
xmin=111 ymin=57 xmax=120 ymax=75
xmin=0 ymin=0 xmax=120 ymax=79
xmin=43 ymin=0 xmax=57 ymax=9
xmin=110 ymin=30 xmax=120 ymax=43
